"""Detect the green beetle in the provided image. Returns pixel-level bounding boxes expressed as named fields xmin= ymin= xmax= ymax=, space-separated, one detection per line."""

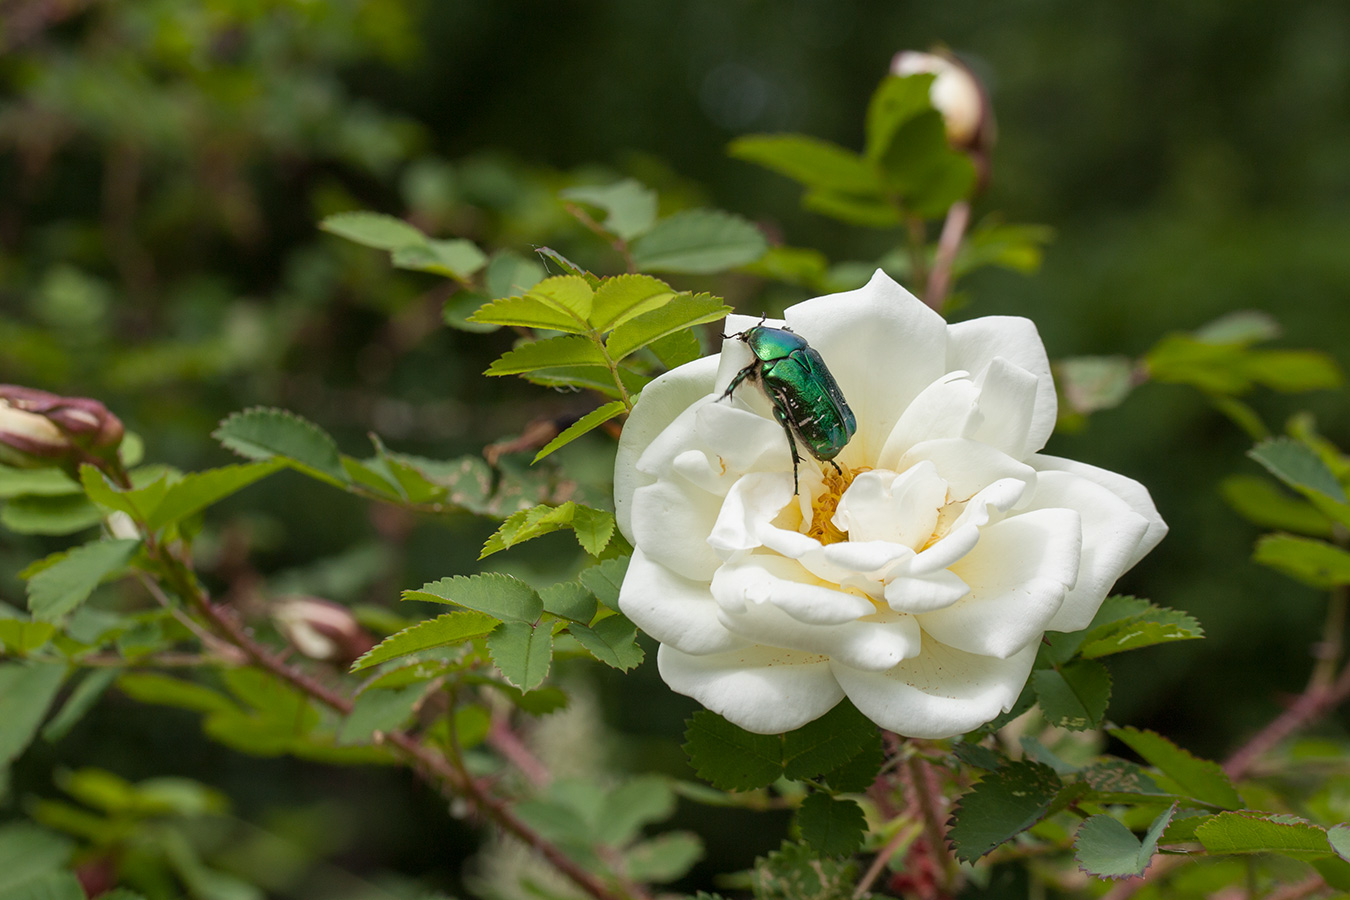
xmin=719 ymin=323 xmax=857 ymax=494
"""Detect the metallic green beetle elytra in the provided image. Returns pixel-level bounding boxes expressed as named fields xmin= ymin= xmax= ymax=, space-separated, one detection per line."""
xmin=719 ymin=323 xmax=857 ymax=494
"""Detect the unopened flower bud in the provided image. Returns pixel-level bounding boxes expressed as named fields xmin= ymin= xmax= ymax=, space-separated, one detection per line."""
xmin=0 ymin=385 xmax=124 ymax=469
xmin=273 ymin=597 xmax=375 ymax=665
xmin=890 ymin=50 xmax=992 ymax=152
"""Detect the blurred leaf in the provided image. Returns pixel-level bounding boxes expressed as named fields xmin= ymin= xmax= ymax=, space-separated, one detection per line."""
xmin=568 ymin=615 xmax=644 ymax=671
xmin=561 ymin=179 xmax=659 ymax=241
xmin=802 ymin=189 xmax=902 ymax=228
xmin=1109 ymin=727 xmax=1242 ymax=809
xmin=955 ymin=222 xmax=1055 ymax=277
xmin=595 ymin=776 xmax=676 ymax=845
xmin=0 ymin=468 xmax=79 ymax=500
xmin=1194 ymin=310 xmax=1280 ymax=344
xmin=631 ymin=210 xmax=767 ymax=274
xmin=729 ymin=135 xmax=879 ymax=194
xmin=740 ymin=245 xmax=830 ymax=289
xmin=588 ymin=274 xmax=677 ymax=333
xmin=42 ymin=669 xmax=117 ymax=742
xmin=0 ymin=495 xmax=103 ymax=536
xmin=1253 ymin=533 xmax=1350 ymax=588
xmin=1248 ymin=437 xmax=1348 ymax=504
xmin=606 ymin=294 xmax=732 ymax=361
xmin=864 ymin=73 xmax=936 ymax=160
xmin=1074 ymin=804 xmax=1175 ymax=879
xmin=0 ymin=872 xmax=86 ymax=900
xmin=947 ymin=760 xmax=1062 ymax=863
xmin=0 ymin=621 xmax=56 ymax=655
xmin=78 ymin=466 xmax=168 ymax=521
xmin=533 ymin=401 xmax=627 ymax=463
xmin=0 ymin=824 xmax=73 ymax=892
xmin=1244 ymin=350 xmax=1341 ymax=391
xmin=0 ymin=662 xmax=67 ymax=766
xmin=349 ymin=611 xmax=498 ymax=672
xmin=486 ymin=334 xmax=608 ymax=375
xmin=443 ymin=291 xmax=500 ymax=332
xmin=1220 ymin=474 xmax=1334 ymax=537
xmin=392 ymin=238 xmax=487 ymax=280
xmin=487 ymin=621 xmax=552 ymax=691
xmin=404 ymin=573 xmax=543 ymax=624
xmin=24 ymin=539 xmax=139 ymax=622
xmin=1196 ymin=812 xmax=1333 ymax=858
xmin=1032 ymin=660 xmax=1111 ymax=731
xmin=485 ymin=251 xmax=547 ymax=298
xmin=320 ymin=211 xmax=424 ymax=250
xmin=624 ymin=832 xmax=703 ymax=883
xmin=751 ymin=841 xmax=856 ymax=900
xmin=117 ymin=673 xmax=239 ymax=715
xmin=1057 ymin=356 xmax=1137 ymax=415
xmin=795 ymin=793 xmax=865 ymax=857
xmin=214 ymin=408 xmax=349 ymax=484
xmin=337 ymin=684 xmax=425 ymax=744
xmin=875 ymin=110 xmax=976 ymax=216
xmin=144 ymin=460 xmax=286 ymax=531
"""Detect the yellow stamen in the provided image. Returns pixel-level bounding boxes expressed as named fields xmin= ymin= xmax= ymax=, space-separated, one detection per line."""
xmin=805 ymin=464 xmax=868 ymax=545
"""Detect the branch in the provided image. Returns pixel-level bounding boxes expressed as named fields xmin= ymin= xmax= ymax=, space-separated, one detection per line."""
xmin=923 ymin=201 xmax=970 ymax=313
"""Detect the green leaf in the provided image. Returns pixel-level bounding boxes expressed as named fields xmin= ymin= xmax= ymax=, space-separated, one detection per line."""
xmin=534 ymin=247 xmax=600 ymax=285
xmin=802 ymin=189 xmax=902 ymax=228
xmin=0 ymin=823 xmax=74 ymax=892
xmin=349 ymin=611 xmax=499 ymax=672
xmin=391 ymin=238 xmax=487 ymax=280
xmin=0 ymin=494 xmax=102 ymax=536
xmin=42 ymin=669 xmax=117 ymax=742
xmin=595 ymin=775 xmax=676 ymax=845
xmin=631 ymin=210 xmax=768 ymax=274
xmin=864 ymin=73 xmax=936 ymax=161
xmin=605 ymin=293 xmax=732 ymax=362
xmin=1074 ymin=804 xmax=1176 ymax=879
xmin=781 ymin=700 xmax=879 ymax=782
xmin=534 ymin=401 xmax=627 ymax=463
xmin=1078 ymin=600 xmax=1204 ymax=659
xmin=337 ymin=684 xmax=424 ymax=744
xmin=1221 ymin=474 xmax=1333 ymax=537
xmin=568 ymin=615 xmax=644 ymax=671
xmin=1196 ymin=812 xmax=1333 ymax=858
xmin=486 ymin=334 xmax=608 ymax=376
xmin=1109 ymin=727 xmax=1242 ymax=809
xmin=1330 ymin=823 xmax=1350 ymax=863
xmin=25 ymin=539 xmax=140 ymax=622
xmin=1057 ymin=356 xmax=1137 ymax=416
xmin=561 ymin=179 xmax=659 ymax=241
xmin=78 ymin=465 xmax=168 ymax=520
xmin=1195 ymin=310 xmax=1281 ymax=344
xmin=479 ymin=502 xmax=615 ymax=559
xmin=579 ymin=555 xmax=629 ymax=611
xmin=442 ymin=291 xmax=499 ymax=333
xmin=947 ymin=760 xmax=1063 ymax=863
xmin=751 ymin=842 xmax=857 ymax=900
xmin=467 ymin=295 xmax=590 ymax=334
xmin=0 ymin=662 xmax=67 ymax=766
xmin=539 ymin=581 xmax=598 ymax=624
xmin=117 ymin=673 xmax=239 ymax=715
xmin=587 ymin=274 xmax=678 ymax=333
xmin=683 ymin=710 xmax=784 ymax=791
xmin=0 ymin=872 xmax=86 ymax=900
xmin=728 ymin=135 xmax=880 ymax=195
xmin=0 ymin=468 xmax=79 ymax=500
xmin=819 ymin=731 xmax=885 ymax=793
xmin=1253 ymin=533 xmax=1350 ymax=588
xmin=623 ymin=832 xmax=703 ymax=883
xmin=0 ymin=620 xmax=57 ymax=654
xmin=144 ymin=460 xmax=285 ymax=531
xmin=649 ymin=327 xmax=703 ymax=369
xmin=320 ymin=211 xmax=425 ymax=250
xmin=487 ymin=621 xmax=553 ymax=691
xmin=213 ymin=408 xmax=348 ymax=484
xmin=404 ymin=572 xmax=542 ymax=623
xmin=1032 ymin=660 xmax=1112 ymax=730
xmin=795 ymin=793 xmax=866 ymax=856
xmin=485 ymin=251 xmax=546 ymax=298
xmin=1249 ymin=437 xmax=1349 ymax=504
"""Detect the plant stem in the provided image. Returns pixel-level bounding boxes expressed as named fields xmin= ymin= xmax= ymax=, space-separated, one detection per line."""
xmin=148 ymin=550 xmax=645 ymax=900
xmin=924 ymin=201 xmax=970 ymax=313
xmin=905 ymin=216 xmax=930 ymax=299
xmin=906 ymin=756 xmax=959 ymax=893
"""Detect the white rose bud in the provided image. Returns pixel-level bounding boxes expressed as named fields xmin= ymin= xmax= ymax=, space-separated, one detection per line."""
xmin=890 ymin=50 xmax=990 ymax=151
xmin=273 ymin=597 xmax=375 ymax=665
xmin=613 ymin=271 xmax=1166 ymax=738
xmin=0 ymin=385 xmax=124 ymax=470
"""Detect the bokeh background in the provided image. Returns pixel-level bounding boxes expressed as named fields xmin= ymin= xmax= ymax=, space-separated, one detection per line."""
xmin=3 ymin=0 xmax=1349 ymax=894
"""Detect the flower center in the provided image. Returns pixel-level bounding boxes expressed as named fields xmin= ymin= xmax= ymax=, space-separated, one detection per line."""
xmin=805 ymin=465 xmax=868 ymax=545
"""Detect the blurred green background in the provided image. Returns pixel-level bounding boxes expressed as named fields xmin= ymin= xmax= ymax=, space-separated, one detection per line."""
xmin=2 ymin=0 xmax=1349 ymax=894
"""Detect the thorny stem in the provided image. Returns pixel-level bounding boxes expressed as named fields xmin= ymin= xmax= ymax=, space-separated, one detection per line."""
xmin=907 ymin=756 xmax=959 ymax=893
xmin=563 ymin=202 xmax=636 ymax=273
xmin=853 ymin=822 xmax=922 ymax=899
xmin=145 ymin=547 xmax=646 ymax=900
xmin=924 ymin=200 xmax=971 ymax=313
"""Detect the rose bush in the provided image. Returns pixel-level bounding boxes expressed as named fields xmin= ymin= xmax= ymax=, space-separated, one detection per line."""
xmin=614 ymin=271 xmax=1167 ymax=737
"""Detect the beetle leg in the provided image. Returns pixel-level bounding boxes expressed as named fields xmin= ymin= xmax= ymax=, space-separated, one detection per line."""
xmin=769 ymin=394 xmax=803 ymax=495
xmin=827 ymin=459 xmax=843 ymax=477
xmin=719 ymin=363 xmax=758 ymax=402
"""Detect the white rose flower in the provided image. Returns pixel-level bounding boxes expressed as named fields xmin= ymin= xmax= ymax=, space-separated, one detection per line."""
xmin=613 ymin=271 xmax=1167 ymax=738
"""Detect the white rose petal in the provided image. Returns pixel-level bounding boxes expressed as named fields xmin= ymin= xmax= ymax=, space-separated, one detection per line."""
xmin=616 ymin=270 xmax=1167 ymax=737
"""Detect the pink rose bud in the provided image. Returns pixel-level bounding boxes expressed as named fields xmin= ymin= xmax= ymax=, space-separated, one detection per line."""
xmin=890 ymin=50 xmax=993 ymax=152
xmin=273 ymin=597 xmax=376 ymax=665
xmin=0 ymin=385 xmax=124 ymax=469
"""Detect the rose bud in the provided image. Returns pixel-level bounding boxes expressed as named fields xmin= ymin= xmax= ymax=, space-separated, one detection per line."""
xmin=0 ymin=384 xmax=124 ymax=469
xmin=272 ymin=596 xmax=376 ymax=665
xmin=890 ymin=50 xmax=993 ymax=152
